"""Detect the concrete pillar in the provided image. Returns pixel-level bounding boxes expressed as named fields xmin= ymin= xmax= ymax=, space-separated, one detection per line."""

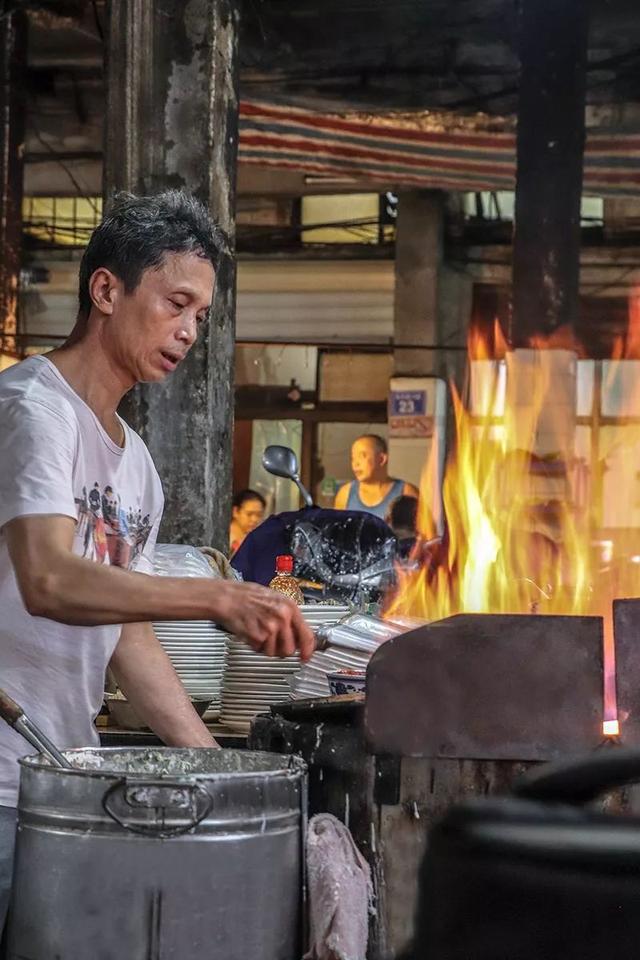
xmin=511 ymin=0 xmax=589 ymax=345
xmin=393 ymin=191 xmax=443 ymax=378
xmin=0 ymin=11 xmax=26 ymax=357
xmin=104 ymin=0 xmax=240 ymax=550
xmin=391 ymin=192 xmax=464 ymax=527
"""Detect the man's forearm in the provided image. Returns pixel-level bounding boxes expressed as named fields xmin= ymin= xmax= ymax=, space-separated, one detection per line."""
xmin=110 ymin=623 xmax=218 ymax=747
xmin=28 ymin=554 xmax=231 ymax=626
xmin=6 ymin=515 xmax=316 ymax=659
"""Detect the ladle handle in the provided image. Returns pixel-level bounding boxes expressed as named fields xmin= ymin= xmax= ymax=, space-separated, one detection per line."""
xmin=0 ymin=686 xmax=70 ymax=768
xmin=0 ymin=688 xmax=25 ymax=726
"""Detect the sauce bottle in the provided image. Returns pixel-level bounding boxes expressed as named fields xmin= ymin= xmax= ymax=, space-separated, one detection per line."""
xmin=268 ymin=555 xmax=304 ymax=604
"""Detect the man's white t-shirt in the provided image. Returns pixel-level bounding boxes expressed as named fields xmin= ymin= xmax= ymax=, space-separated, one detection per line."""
xmin=0 ymin=355 xmax=164 ymax=806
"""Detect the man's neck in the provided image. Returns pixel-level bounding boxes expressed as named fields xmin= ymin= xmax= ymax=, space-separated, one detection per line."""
xmin=49 ymin=339 xmax=130 ymax=412
xmin=47 ymin=336 xmax=133 ymax=444
xmin=359 ymin=475 xmax=391 ymax=491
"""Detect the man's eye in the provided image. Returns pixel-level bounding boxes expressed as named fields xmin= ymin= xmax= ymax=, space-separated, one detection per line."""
xmin=169 ymin=299 xmax=183 ymax=310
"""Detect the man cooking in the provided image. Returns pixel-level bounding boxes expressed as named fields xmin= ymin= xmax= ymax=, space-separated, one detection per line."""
xmin=334 ymin=433 xmax=418 ymax=519
xmin=0 ymin=190 xmax=315 ymax=929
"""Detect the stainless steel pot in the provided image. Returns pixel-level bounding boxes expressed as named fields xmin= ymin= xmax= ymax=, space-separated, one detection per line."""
xmin=7 ymin=747 xmax=306 ymax=960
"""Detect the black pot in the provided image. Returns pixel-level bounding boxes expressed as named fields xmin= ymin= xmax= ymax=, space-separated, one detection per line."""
xmin=415 ymin=749 xmax=640 ymax=960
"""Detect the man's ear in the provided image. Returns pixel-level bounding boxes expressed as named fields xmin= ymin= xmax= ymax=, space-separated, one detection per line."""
xmin=88 ymin=268 xmax=118 ymax=316
xmin=380 ymin=452 xmax=389 ymax=468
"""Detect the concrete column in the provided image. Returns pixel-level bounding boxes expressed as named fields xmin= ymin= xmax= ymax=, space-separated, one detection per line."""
xmin=511 ymin=0 xmax=589 ymax=345
xmin=391 ymin=192 xmax=465 ymax=526
xmin=0 ymin=11 xmax=26 ymax=357
xmin=104 ymin=0 xmax=240 ymax=550
xmin=393 ymin=190 xmax=443 ymax=378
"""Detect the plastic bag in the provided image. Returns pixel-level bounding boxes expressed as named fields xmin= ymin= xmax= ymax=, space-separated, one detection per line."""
xmin=290 ymin=512 xmax=397 ymax=604
xmin=152 ymin=544 xmax=216 ymax=579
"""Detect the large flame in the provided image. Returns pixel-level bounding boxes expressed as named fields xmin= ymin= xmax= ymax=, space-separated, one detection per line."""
xmin=387 ymin=347 xmax=591 ymax=620
xmin=385 ymin=297 xmax=640 ymax=731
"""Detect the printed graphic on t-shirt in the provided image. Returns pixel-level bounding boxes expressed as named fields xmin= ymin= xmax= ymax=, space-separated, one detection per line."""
xmin=75 ymin=482 xmax=153 ymax=569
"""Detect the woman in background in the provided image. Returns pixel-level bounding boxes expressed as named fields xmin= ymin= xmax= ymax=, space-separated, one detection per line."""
xmin=229 ymin=489 xmax=266 ymax=556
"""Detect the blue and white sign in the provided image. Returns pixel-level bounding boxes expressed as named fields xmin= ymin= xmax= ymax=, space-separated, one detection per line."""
xmin=389 ymin=387 xmax=432 ymax=437
xmin=389 ymin=390 xmax=427 ymax=418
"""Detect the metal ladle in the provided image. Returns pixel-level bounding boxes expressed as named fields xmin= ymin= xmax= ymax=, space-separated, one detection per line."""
xmin=0 ymin=688 xmax=71 ymax=768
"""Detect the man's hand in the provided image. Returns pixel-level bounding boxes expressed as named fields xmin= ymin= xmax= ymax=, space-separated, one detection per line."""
xmin=215 ymin=581 xmax=315 ymax=661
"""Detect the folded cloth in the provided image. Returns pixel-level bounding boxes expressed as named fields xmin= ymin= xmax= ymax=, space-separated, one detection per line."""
xmin=198 ymin=546 xmax=239 ymax=580
xmin=305 ymin=813 xmax=374 ymax=960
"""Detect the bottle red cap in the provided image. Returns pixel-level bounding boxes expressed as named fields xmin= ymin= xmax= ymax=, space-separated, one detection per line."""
xmin=275 ymin=555 xmax=294 ymax=574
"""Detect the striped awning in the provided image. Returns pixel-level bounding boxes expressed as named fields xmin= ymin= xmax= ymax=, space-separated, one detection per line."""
xmin=239 ymin=100 xmax=640 ymax=197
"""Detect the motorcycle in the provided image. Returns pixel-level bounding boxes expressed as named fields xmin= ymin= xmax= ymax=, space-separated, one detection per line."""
xmin=230 ymin=445 xmax=403 ymax=606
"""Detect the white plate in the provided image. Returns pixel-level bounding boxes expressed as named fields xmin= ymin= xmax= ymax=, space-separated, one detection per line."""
xmin=226 ymin=655 xmax=299 ymax=667
xmin=223 ymin=688 xmax=289 ymax=697
xmin=155 ymin=636 xmax=225 ymax=644
xmin=221 ymin=708 xmax=259 ymax=716
xmin=174 ymin=666 xmax=225 ymax=671
xmin=182 ymin=680 xmax=221 ymax=686
xmin=220 ymin=708 xmax=266 ymax=717
xmin=226 ymin=671 xmax=297 ymax=680
xmin=160 ymin=641 xmax=225 ymax=647
xmin=225 ymin=660 xmax=291 ymax=667
xmin=165 ymin=648 xmax=225 ymax=654
xmin=222 ymin=699 xmax=285 ymax=708
xmin=174 ymin=673 xmax=223 ymax=680
xmin=154 ymin=623 xmax=224 ymax=629
xmin=176 ymin=678 xmax=223 ymax=684
xmin=155 ymin=634 xmax=226 ymax=642
xmin=183 ymin=679 xmax=222 ymax=686
xmin=167 ymin=656 xmax=225 ymax=663
xmin=171 ymin=668 xmax=225 ymax=675
xmin=163 ymin=652 xmax=225 ymax=660
xmin=163 ymin=654 xmax=225 ymax=661
xmin=224 ymin=675 xmax=295 ymax=684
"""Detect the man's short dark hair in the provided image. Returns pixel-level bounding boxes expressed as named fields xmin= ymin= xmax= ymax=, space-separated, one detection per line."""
xmin=77 ymin=190 xmax=230 ymax=320
xmin=356 ymin=433 xmax=388 ymax=456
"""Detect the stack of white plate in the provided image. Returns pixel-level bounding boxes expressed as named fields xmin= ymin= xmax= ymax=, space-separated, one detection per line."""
xmin=152 ymin=621 xmax=227 ymax=713
xmin=289 ymin=614 xmax=409 ymax=700
xmin=289 ymin=647 xmax=370 ymax=700
xmin=220 ymin=605 xmax=349 ymax=731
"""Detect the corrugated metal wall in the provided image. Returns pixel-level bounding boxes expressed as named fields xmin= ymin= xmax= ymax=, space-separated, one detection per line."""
xmin=21 ymin=259 xmax=395 ymax=346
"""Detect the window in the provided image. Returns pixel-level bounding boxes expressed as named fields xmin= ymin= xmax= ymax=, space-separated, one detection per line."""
xmin=300 ymin=193 xmax=392 ymax=244
xmin=22 ymin=197 xmax=102 ymax=247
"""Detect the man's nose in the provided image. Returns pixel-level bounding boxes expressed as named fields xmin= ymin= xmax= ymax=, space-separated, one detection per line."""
xmin=176 ymin=315 xmax=198 ymax=346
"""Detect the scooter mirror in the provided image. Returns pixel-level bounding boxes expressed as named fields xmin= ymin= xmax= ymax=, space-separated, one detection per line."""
xmin=262 ymin=445 xmax=314 ymax=507
xmin=262 ymin=445 xmax=299 ymax=480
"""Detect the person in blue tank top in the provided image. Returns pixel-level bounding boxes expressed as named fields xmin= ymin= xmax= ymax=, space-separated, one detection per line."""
xmin=333 ymin=433 xmax=418 ymax=519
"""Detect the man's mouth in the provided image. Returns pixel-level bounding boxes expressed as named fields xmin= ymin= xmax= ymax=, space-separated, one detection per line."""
xmin=160 ymin=350 xmax=182 ymax=372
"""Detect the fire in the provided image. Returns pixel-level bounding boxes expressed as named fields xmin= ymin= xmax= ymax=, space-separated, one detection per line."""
xmin=385 ymin=291 xmax=640 ymax=732
xmin=387 ymin=348 xmax=591 ymax=620
xmin=468 ymin=317 xmax=508 ymax=361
